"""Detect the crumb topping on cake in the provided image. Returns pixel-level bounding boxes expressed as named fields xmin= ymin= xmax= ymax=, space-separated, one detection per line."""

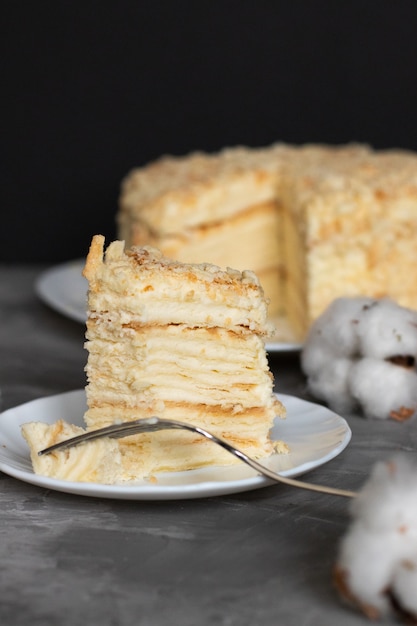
xmin=84 ymin=235 xmax=272 ymax=335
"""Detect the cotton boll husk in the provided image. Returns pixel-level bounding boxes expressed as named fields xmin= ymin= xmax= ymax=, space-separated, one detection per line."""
xmin=391 ymin=556 xmax=417 ymax=617
xmin=349 ymin=358 xmax=417 ymax=420
xmin=305 ymin=358 xmax=358 ymax=414
xmin=357 ymin=299 xmax=417 ymax=360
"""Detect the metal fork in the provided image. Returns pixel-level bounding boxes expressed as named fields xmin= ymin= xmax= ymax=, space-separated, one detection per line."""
xmin=38 ymin=416 xmax=357 ymax=498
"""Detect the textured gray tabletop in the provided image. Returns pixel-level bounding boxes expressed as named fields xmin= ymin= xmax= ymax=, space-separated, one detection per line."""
xmin=1 ymin=265 xmax=415 ymax=626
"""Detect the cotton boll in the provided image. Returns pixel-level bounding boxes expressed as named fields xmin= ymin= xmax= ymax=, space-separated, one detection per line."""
xmin=357 ymin=299 xmax=417 ymax=360
xmin=335 ymin=524 xmax=397 ymax=617
xmin=349 ymin=358 xmax=417 ymax=420
xmin=335 ymin=456 xmax=417 ymax=622
xmin=302 ymin=296 xmax=417 ymax=420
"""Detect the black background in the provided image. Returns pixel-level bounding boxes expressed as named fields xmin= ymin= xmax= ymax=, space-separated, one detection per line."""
xmin=4 ymin=0 xmax=417 ymax=263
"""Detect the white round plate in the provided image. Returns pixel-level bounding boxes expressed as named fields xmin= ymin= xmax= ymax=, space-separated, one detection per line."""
xmin=0 ymin=391 xmax=351 ymax=500
xmin=35 ymin=261 xmax=302 ymax=352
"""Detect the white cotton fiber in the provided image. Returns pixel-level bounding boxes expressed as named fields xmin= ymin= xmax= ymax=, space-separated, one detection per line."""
xmin=357 ymin=299 xmax=417 ymax=360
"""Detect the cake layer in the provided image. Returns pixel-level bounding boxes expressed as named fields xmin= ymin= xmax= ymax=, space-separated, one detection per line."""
xmin=118 ymin=145 xmax=290 ymax=237
xmin=84 ymin=236 xmax=272 ymax=334
xmin=85 ymin=324 xmax=277 ymax=410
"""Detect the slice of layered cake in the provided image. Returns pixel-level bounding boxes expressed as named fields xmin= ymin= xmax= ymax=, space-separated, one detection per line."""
xmin=82 ymin=234 xmax=286 ymax=480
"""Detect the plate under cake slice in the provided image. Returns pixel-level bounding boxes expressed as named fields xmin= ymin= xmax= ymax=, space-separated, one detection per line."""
xmin=82 ymin=234 xmax=286 ymax=480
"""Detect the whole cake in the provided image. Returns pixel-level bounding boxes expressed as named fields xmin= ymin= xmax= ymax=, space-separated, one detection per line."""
xmin=83 ymin=235 xmax=286 ymax=480
xmin=22 ymin=235 xmax=286 ymax=483
xmin=118 ymin=143 xmax=417 ymax=340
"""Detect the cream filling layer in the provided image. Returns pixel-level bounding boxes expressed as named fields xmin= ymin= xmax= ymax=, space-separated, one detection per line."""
xmin=85 ymin=325 xmax=275 ymax=409
xmin=87 ymin=292 xmax=268 ymax=333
